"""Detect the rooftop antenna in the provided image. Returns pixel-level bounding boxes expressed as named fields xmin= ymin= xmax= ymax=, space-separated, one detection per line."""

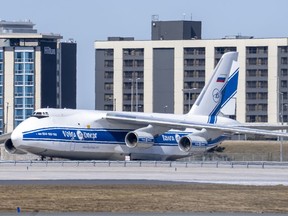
xmin=183 ymin=13 xmax=186 ymax=20
xmin=152 ymin=14 xmax=159 ymax=21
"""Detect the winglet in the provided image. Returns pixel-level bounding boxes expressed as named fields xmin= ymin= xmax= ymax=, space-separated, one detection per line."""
xmin=188 ymin=52 xmax=239 ymax=123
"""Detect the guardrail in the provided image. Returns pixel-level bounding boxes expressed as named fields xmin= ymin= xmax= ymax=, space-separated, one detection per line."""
xmin=1 ymin=160 xmax=288 ymax=169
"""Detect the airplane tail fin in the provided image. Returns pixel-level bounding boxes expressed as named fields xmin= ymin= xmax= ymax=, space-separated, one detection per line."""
xmin=188 ymin=52 xmax=239 ymax=124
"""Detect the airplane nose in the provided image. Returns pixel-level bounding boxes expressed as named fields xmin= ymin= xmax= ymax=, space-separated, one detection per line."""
xmin=11 ymin=127 xmax=23 ymax=148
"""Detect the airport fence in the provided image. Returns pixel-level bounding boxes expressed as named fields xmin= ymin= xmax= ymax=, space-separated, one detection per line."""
xmin=0 ymin=160 xmax=288 ymax=169
xmin=180 ymin=152 xmax=288 ymax=162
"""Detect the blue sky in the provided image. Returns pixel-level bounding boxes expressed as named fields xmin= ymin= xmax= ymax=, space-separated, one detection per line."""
xmin=1 ymin=0 xmax=288 ymax=109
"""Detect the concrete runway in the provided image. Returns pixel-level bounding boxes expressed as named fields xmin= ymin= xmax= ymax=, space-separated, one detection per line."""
xmin=0 ymin=161 xmax=287 ymax=185
xmin=1 ymin=161 xmax=288 ymax=216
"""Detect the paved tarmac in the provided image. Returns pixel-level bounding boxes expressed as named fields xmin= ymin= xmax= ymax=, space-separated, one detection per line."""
xmin=1 ymin=161 xmax=288 ymax=215
xmin=0 ymin=161 xmax=287 ymax=185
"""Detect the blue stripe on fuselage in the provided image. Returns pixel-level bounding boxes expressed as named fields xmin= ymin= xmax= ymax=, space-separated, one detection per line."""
xmin=22 ymin=127 xmax=227 ymax=148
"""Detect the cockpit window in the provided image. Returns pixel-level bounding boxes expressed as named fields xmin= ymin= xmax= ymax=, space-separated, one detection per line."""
xmin=32 ymin=111 xmax=49 ymax=119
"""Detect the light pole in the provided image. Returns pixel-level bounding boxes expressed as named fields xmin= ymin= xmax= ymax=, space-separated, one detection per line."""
xmin=129 ymin=78 xmax=134 ymax=111
xmin=135 ymin=78 xmax=140 ymax=112
xmin=279 ymin=92 xmax=284 ymax=162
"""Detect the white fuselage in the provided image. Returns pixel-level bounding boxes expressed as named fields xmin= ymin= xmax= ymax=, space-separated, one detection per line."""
xmin=10 ymin=108 xmax=237 ymax=160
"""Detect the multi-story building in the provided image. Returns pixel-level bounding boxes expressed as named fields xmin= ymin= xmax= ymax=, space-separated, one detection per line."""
xmin=95 ymin=20 xmax=288 ymax=125
xmin=0 ymin=20 xmax=77 ymax=133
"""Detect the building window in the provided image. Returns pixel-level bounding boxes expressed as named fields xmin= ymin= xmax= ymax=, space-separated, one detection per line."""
xmin=134 ymin=60 xmax=144 ymax=67
xmin=123 ymin=82 xmax=132 ymax=90
xmin=246 ymin=115 xmax=268 ymax=123
xmin=104 ymin=105 xmax=113 ymax=111
xmin=15 ymin=98 xmax=23 ymax=108
xmin=123 ymin=49 xmax=144 ymax=56
xmin=104 ymin=71 xmax=113 ymax=79
xmin=184 ymin=59 xmax=193 ymax=67
xmin=136 ymin=71 xmax=143 ymax=78
xmin=104 ymin=60 xmax=113 ymax=67
xmin=247 ymin=69 xmax=268 ymax=77
xmin=281 ymin=57 xmax=288 ymax=65
xmin=246 ymin=81 xmax=257 ymax=88
xmin=280 ymin=46 xmax=288 ymax=53
xmin=104 ymin=83 xmax=113 ymax=90
xmin=123 ymin=105 xmax=131 ymax=112
xmin=184 ymin=81 xmax=205 ymax=89
xmin=247 ymin=58 xmax=257 ymax=65
xmin=246 ymin=104 xmax=256 ymax=111
xmin=247 ymin=69 xmax=257 ymax=77
xmin=259 ymin=69 xmax=268 ymax=77
xmin=104 ymin=49 xmax=114 ymax=56
xmin=247 ymin=93 xmax=257 ymax=100
xmin=104 ymin=94 xmax=113 ymax=101
xmin=258 ymin=115 xmax=268 ymax=122
xmin=281 ymin=69 xmax=288 ymax=76
xmin=258 ymin=104 xmax=267 ymax=111
xmin=258 ymin=81 xmax=268 ymax=88
xmin=184 ymin=48 xmax=205 ymax=55
xmin=15 ymin=86 xmax=24 ymax=96
xmin=196 ymin=59 xmax=205 ymax=66
xmin=123 ymin=71 xmax=133 ymax=79
xmin=15 ymin=63 xmax=23 ymax=73
xmin=14 ymin=50 xmax=35 ymax=127
xmin=123 ymin=94 xmax=131 ymax=101
xmin=15 ymin=75 xmax=24 ymax=85
xmin=124 ymin=71 xmax=143 ymax=79
xmin=124 ymin=60 xmax=144 ymax=67
xmin=215 ymin=47 xmax=237 ymax=55
xmin=184 ymin=59 xmax=205 ymax=67
xmin=281 ymin=80 xmax=288 ymax=88
xmin=123 ymin=60 xmax=133 ymax=67
xmin=258 ymin=58 xmax=268 ymax=65
xmin=247 ymin=46 xmax=268 ymax=54
xmin=258 ymin=92 xmax=268 ymax=99
xmin=15 ymin=52 xmax=23 ymax=62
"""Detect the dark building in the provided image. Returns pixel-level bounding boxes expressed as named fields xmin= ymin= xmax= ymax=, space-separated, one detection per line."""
xmin=59 ymin=42 xmax=77 ymax=109
xmin=151 ymin=20 xmax=202 ymax=40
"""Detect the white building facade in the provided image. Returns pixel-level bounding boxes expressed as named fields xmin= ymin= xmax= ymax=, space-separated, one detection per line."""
xmin=95 ymin=37 xmax=288 ymax=124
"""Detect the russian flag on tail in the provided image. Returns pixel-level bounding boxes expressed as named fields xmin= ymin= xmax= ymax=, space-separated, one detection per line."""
xmin=216 ymin=75 xmax=226 ymax=83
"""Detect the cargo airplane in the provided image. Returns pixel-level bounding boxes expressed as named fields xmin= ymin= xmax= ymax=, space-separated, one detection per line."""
xmin=2 ymin=52 xmax=288 ymax=160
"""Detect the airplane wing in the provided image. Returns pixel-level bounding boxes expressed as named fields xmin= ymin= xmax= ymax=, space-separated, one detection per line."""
xmin=0 ymin=132 xmax=11 ymax=144
xmin=239 ymin=123 xmax=288 ymax=131
xmin=106 ymin=112 xmax=288 ymax=138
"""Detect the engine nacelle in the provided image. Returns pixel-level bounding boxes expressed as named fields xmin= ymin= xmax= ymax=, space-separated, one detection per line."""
xmin=4 ymin=138 xmax=26 ymax=154
xmin=178 ymin=135 xmax=208 ymax=153
xmin=125 ymin=131 xmax=154 ymax=148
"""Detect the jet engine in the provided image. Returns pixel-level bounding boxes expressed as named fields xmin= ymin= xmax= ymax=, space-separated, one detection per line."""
xmin=125 ymin=131 xmax=154 ymax=148
xmin=4 ymin=139 xmax=26 ymax=154
xmin=178 ymin=135 xmax=207 ymax=152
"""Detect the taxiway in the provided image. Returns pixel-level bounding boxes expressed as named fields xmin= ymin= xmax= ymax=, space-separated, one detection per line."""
xmin=0 ymin=161 xmax=287 ymax=185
